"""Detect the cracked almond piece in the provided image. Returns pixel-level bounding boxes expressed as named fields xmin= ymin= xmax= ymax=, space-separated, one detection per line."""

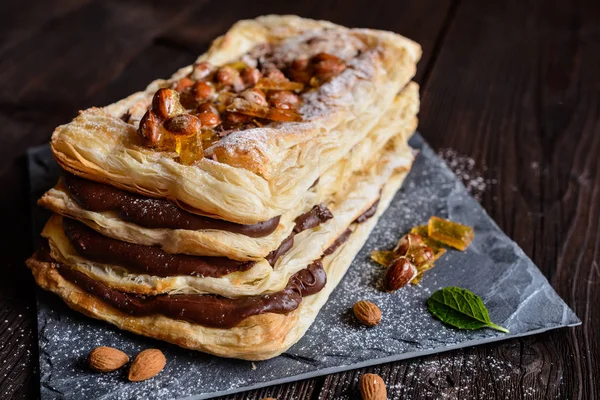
xmin=353 ymin=300 xmax=382 ymax=327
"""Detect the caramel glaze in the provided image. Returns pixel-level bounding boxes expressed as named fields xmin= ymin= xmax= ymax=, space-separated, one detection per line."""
xmin=62 ymin=172 xmax=280 ymax=238
xmin=56 ymin=260 xmax=326 ymax=329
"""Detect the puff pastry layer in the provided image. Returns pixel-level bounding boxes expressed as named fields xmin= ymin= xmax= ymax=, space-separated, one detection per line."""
xmin=40 ymin=137 xmax=412 ymax=298
xmin=42 ymin=83 xmax=418 ymax=259
xmin=51 ymin=15 xmax=421 ymax=224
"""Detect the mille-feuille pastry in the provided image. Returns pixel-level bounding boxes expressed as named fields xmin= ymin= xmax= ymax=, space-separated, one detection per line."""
xmin=26 ymin=15 xmax=421 ymax=360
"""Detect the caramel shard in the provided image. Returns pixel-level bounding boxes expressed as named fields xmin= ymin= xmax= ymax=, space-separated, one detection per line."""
xmin=427 ymin=216 xmax=474 ymax=251
xmin=228 ymin=97 xmax=301 ymax=122
xmin=410 ymin=225 xmax=447 ymax=260
xmin=255 ymin=78 xmax=304 ymax=92
xmin=370 ymin=250 xmax=396 ymax=267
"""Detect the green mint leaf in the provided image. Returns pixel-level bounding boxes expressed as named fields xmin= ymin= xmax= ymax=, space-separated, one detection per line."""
xmin=426 ymin=286 xmax=509 ymax=333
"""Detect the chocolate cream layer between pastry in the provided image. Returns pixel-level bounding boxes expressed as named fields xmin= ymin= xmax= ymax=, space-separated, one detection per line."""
xmin=62 ymin=172 xmax=281 ymax=238
xmin=35 ymin=201 xmax=371 ymax=329
xmin=59 ymin=201 xmax=336 ymax=279
xmin=58 ymin=199 xmax=372 ymax=279
xmin=26 ymin=161 xmax=411 ymax=360
xmin=41 ymin=133 xmax=413 ymax=298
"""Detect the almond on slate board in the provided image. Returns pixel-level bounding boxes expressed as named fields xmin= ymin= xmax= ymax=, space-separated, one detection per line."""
xmin=88 ymin=346 xmax=129 ymax=372
xmin=128 ymin=349 xmax=166 ymax=382
xmin=384 ymin=256 xmax=417 ymax=292
xmin=360 ymin=373 xmax=387 ymax=400
xmin=353 ymin=300 xmax=382 ymax=327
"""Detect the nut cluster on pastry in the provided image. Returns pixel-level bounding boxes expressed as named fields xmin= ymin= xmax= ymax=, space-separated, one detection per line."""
xmin=133 ymin=53 xmax=347 ymax=165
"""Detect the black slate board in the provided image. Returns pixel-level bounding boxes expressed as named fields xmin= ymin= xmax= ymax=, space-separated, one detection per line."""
xmin=27 ymin=134 xmax=580 ymax=399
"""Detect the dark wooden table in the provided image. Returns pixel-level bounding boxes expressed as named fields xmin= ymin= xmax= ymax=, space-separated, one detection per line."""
xmin=1 ymin=0 xmax=598 ymax=398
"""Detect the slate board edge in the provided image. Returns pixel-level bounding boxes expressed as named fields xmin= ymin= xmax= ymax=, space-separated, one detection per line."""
xmin=179 ymin=320 xmax=580 ymax=400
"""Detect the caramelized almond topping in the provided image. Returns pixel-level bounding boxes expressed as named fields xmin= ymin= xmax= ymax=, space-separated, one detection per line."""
xmin=240 ymin=88 xmax=268 ymax=106
xmin=138 ymin=110 xmax=162 ymax=146
xmin=255 ymin=78 xmax=304 ymax=92
xmin=312 ymin=52 xmax=347 ymax=81
xmin=263 ymin=68 xmax=286 ymax=81
xmin=193 ymin=81 xmax=215 ymax=102
xmin=133 ymin=49 xmax=348 ymax=164
xmin=268 ymin=90 xmax=300 ymax=110
xmin=240 ymin=66 xmax=262 ymax=87
xmin=197 ymin=112 xmax=221 ymax=128
xmin=228 ymin=97 xmax=301 ymax=122
xmin=152 ymin=88 xmax=185 ymax=119
xmin=172 ymin=77 xmax=194 ymax=92
xmin=191 ymin=61 xmax=214 ymax=81
xmin=163 ymin=114 xmax=201 ymax=136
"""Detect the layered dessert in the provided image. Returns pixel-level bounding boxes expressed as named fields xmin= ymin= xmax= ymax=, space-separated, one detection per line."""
xmin=26 ymin=15 xmax=421 ymax=360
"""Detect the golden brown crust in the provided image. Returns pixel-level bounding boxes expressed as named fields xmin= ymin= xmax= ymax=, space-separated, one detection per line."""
xmin=50 ymin=16 xmax=421 ymax=224
xmin=26 ymin=257 xmax=297 ymax=360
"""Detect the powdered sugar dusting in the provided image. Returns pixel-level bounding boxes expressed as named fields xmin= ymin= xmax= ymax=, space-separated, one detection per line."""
xmin=255 ymin=29 xmax=366 ymax=67
xmin=208 ymin=31 xmax=381 ymax=157
xmin=437 ymin=148 xmax=497 ymax=202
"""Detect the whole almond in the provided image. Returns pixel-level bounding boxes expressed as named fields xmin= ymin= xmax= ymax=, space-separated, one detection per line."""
xmin=88 ymin=346 xmax=129 ymax=372
xmin=353 ymin=300 xmax=382 ymax=327
xmin=360 ymin=373 xmax=387 ymax=400
xmin=384 ymin=256 xmax=417 ymax=292
xmin=128 ymin=349 xmax=166 ymax=382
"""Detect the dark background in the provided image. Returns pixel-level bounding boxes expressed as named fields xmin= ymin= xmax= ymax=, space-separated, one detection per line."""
xmin=1 ymin=0 xmax=598 ymax=398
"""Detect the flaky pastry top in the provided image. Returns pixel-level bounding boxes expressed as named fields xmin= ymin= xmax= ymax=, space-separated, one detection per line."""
xmin=51 ymin=15 xmax=421 ymax=223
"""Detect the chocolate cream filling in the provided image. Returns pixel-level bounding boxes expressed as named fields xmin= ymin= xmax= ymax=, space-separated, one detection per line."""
xmin=44 ymin=199 xmax=379 ymax=329
xmin=62 ymin=172 xmax=280 ymax=238
xmin=62 ymin=203 xmax=335 ymax=277
xmin=63 ymin=218 xmax=254 ymax=278
xmin=56 ymin=260 xmax=326 ymax=329
xmin=60 ymin=177 xmax=376 ymax=280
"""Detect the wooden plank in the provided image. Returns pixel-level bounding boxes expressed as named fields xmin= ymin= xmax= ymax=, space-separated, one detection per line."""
xmin=310 ymin=0 xmax=600 ymax=398
xmin=156 ymin=0 xmax=453 ymax=84
xmin=0 ymin=0 xmax=94 ymax=54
